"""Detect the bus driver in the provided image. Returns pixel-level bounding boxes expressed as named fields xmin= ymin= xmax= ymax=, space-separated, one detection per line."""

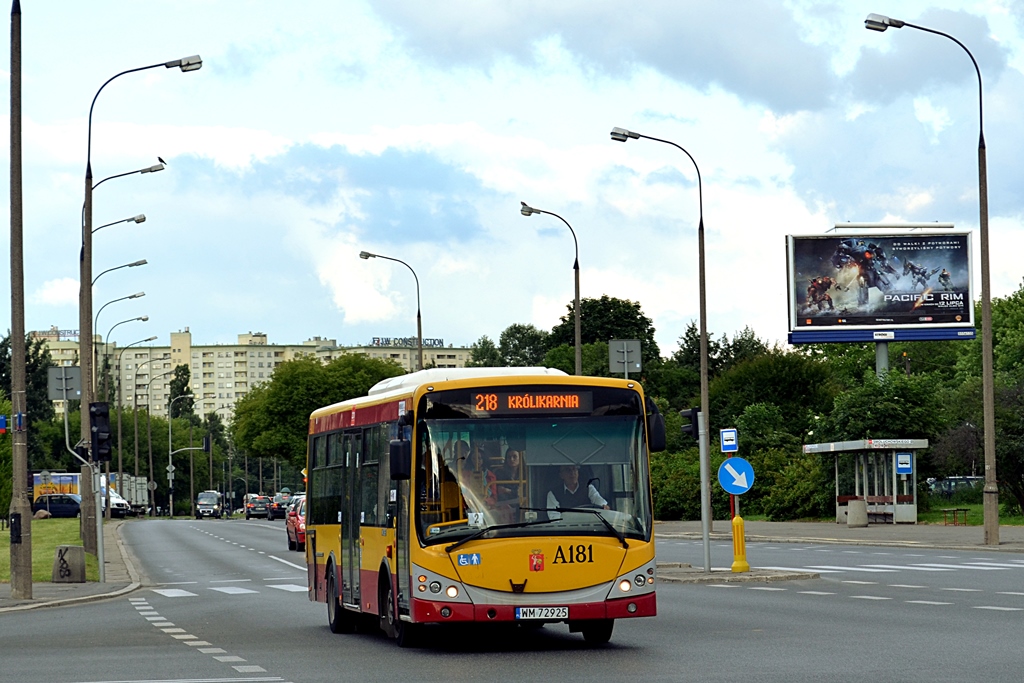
xmin=546 ymin=464 xmax=609 ymax=520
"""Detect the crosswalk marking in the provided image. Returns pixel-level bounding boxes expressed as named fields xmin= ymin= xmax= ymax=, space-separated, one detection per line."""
xmin=152 ymin=588 xmax=197 ymax=597
xmin=807 ymin=565 xmax=895 ymax=573
xmin=851 ymin=595 xmax=891 ymax=600
xmin=913 ymin=563 xmax=1006 ymax=571
xmin=974 ymin=606 xmax=1023 ymax=611
xmin=861 ymin=564 xmax=953 ymax=572
xmin=268 ymin=584 xmax=307 ymax=592
xmin=210 ymin=586 xmax=259 ymax=595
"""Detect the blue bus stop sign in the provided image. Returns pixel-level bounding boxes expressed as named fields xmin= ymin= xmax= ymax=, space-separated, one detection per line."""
xmin=718 ymin=457 xmax=755 ymax=495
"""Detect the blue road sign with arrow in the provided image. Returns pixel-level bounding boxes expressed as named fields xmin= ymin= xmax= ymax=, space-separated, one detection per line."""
xmin=718 ymin=457 xmax=755 ymax=495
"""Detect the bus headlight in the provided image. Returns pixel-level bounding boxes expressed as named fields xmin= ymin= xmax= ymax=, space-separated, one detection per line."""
xmin=618 ymin=580 xmax=632 ymax=593
xmin=446 ymin=586 xmax=459 ymax=598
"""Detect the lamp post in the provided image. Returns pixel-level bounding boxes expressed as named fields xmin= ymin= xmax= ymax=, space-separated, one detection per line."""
xmin=92 ymin=259 xmax=147 ymax=286
xmin=360 ymin=250 xmax=424 ymax=371
xmin=865 ymin=13 xmax=998 ymax=545
xmin=116 ymin=335 xmax=156 ymax=513
xmin=207 ymin=405 xmax=232 ymax=491
xmin=145 ymin=369 xmax=173 ymax=516
xmin=611 ymin=125 xmax=714 ymax=567
xmin=519 ymin=202 xmax=582 ymax=375
xmin=80 ymin=55 xmax=201 ymax=487
xmin=103 ymin=315 xmax=148 ymax=400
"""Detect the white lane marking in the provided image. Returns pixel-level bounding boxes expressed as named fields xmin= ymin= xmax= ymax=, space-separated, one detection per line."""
xmin=152 ymin=622 xmax=174 ymax=627
xmin=138 ymin=611 xmax=160 ymax=615
xmin=211 ymin=578 xmax=252 ymax=583
xmin=798 ymin=591 xmax=835 ymax=595
xmin=152 ymin=588 xmax=198 ymax=597
xmin=748 ymin=587 xmax=786 ymax=591
xmin=706 ymin=584 xmax=740 ymax=588
xmin=861 ymin=564 xmax=953 ymax=572
xmin=808 ymin=565 xmax=895 ymax=573
xmin=941 ymin=588 xmax=983 ymax=592
xmin=184 ymin=641 xmax=213 ymax=647
xmin=162 ymin=628 xmax=186 ymax=633
xmin=213 ymin=655 xmax=247 ymax=662
xmin=210 ymin=586 xmax=259 ymax=595
xmin=268 ymin=555 xmax=306 ymax=571
xmin=198 ymin=647 xmax=227 ymax=653
xmin=841 ymin=581 xmax=878 ymax=585
xmin=913 ymin=563 xmax=1006 ymax=571
xmin=906 ymin=600 xmax=952 ymax=605
xmin=889 ymin=585 xmax=926 ymax=589
xmin=964 ymin=562 xmax=1024 ymax=568
xmin=974 ymin=606 xmax=1024 ymax=611
xmin=267 ymin=584 xmax=307 ymax=592
xmin=851 ymin=596 xmax=891 ymax=600
xmin=145 ymin=617 xmax=166 ymax=621
xmin=234 ymin=666 xmax=268 ymax=673
xmin=997 ymin=592 xmax=1024 ymax=596
xmin=171 ymin=635 xmax=197 ymax=640
xmin=759 ymin=566 xmax=843 ymax=573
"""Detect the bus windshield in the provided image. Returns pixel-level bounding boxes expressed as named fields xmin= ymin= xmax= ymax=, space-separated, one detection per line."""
xmin=414 ymin=385 xmax=652 ymax=547
xmin=197 ymin=492 xmax=220 ymax=505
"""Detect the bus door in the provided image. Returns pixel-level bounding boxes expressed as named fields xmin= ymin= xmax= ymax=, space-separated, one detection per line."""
xmin=343 ymin=431 xmax=362 ymax=607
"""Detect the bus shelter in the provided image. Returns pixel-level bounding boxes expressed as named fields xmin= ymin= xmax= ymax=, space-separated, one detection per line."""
xmin=803 ymin=439 xmax=928 ymax=525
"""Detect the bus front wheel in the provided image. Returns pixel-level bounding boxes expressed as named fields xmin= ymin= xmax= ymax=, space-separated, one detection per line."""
xmin=580 ymin=619 xmax=614 ymax=645
xmin=380 ymin=577 xmax=419 ymax=648
xmin=327 ymin=566 xmax=354 ymax=634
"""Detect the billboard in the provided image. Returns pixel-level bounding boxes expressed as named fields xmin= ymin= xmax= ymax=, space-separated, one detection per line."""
xmin=787 ymin=231 xmax=975 ymax=343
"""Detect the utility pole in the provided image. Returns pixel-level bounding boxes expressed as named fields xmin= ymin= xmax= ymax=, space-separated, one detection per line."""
xmin=8 ymin=0 xmax=32 ymax=600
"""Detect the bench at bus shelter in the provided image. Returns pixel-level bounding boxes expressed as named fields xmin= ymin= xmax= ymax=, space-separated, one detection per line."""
xmin=941 ymin=508 xmax=969 ymax=526
xmin=836 ymin=495 xmax=897 ymax=524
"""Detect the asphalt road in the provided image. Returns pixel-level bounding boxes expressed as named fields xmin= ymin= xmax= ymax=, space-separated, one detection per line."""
xmin=2 ymin=519 xmax=1021 ymax=683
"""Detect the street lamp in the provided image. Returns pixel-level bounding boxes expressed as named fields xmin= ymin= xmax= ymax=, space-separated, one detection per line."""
xmin=81 ymin=55 xmax=202 ymax=483
xmin=864 ymin=13 xmax=998 ymax=545
xmin=168 ymin=392 xmax=199 ymax=518
xmin=93 ymin=294 xmax=145 ymax=399
xmin=93 ymin=213 xmax=145 ymax=234
xmin=116 ymin=335 xmax=157 ymax=512
xmin=519 ymin=202 xmax=582 ymax=376
xmin=102 ymin=315 xmax=149 ymax=400
xmin=92 ymin=259 xmax=147 ymax=286
xmin=360 ymin=250 xmax=424 ymax=371
xmin=145 ymin=369 xmax=173 ymax=516
xmin=611 ymin=125 xmax=713 ymax=568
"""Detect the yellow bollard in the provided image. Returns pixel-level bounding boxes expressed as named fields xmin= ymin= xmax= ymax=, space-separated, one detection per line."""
xmin=731 ymin=515 xmax=750 ymax=573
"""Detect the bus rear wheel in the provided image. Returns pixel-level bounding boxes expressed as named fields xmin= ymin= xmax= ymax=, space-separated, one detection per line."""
xmin=581 ymin=619 xmax=614 ymax=645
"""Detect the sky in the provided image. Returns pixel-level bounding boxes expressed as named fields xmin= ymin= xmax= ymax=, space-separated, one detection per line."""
xmin=1 ymin=0 xmax=1023 ymax=359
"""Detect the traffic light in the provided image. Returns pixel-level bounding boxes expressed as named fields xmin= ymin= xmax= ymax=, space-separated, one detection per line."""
xmin=679 ymin=407 xmax=699 ymax=442
xmin=90 ymin=402 xmax=112 ymax=462
xmin=202 ymin=434 xmax=212 ymax=453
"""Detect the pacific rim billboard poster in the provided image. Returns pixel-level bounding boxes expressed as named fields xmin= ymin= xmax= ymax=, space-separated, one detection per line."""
xmin=787 ymin=232 xmax=974 ymax=332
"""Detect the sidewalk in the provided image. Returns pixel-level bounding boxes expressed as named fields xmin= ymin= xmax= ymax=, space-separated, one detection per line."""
xmin=0 ymin=518 xmax=140 ymax=613
xmin=4 ymin=518 xmax=1024 ymax=609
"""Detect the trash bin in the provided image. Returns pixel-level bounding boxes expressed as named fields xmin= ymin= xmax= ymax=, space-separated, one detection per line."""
xmin=52 ymin=545 xmax=86 ymax=583
xmin=847 ymin=499 xmax=868 ymax=528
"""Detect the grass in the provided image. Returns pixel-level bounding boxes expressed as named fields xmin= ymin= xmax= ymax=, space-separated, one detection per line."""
xmin=0 ymin=517 xmax=100 ymax=583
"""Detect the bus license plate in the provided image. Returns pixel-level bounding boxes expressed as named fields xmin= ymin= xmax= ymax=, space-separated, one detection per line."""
xmin=515 ymin=606 xmax=568 ymax=620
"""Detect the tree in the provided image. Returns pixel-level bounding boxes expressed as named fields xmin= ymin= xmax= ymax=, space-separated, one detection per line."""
xmin=466 ymin=335 xmax=502 ymax=367
xmin=168 ymin=364 xmax=195 ymax=420
xmin=231 ymin=354 xmax=403 ymax=469
xmin=0 ymin=332 xmax=56 ymax=466
xmin=670 ymin=321 xmax=724 ymax=377
xmin=543 ymin=342 xmax=611 ymax=377
xmin=814 ymin=371 xmax=945 ymax=444
xmin=499 ymin=324 xmax=549 ymax=367
xmin=548 ymin=295 xmax=660 ymax=367
xmin=719 ymin=326 xmax=769 ymax=373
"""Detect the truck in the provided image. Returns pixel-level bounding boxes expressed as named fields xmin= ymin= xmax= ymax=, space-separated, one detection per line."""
xmin=109 ymin=472 xmax=150 ymax=516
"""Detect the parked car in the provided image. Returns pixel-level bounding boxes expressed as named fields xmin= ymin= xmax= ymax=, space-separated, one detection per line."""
xmin=245 ymin=495 xmax=270 ymax=519
xmin=195 ymin=490 xmax=223 ymax=519
xmin=286 ymin=496 xmax=306 ymax=551
xmin=268 ymin=492 xmax=293 ymax=520
xmin=32 ymin=493 xmax=82 ymax=518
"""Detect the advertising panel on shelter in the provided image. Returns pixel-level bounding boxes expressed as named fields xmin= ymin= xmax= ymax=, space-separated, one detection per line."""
xmin=786 ymin=231 xmax=975 ymax=343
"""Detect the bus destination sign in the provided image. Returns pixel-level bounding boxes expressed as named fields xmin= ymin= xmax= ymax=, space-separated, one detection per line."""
xmin=474 ymin=391 xmax=593 ymax=415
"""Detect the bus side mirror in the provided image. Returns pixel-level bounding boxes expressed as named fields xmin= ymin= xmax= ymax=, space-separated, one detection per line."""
xmin=390 ymin=439 xmax=412 ymax=480
xmin=645 ymin=397 xmax=666 ymax=452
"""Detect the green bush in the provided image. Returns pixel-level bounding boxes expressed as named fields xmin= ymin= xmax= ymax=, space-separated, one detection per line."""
xmin=760 ymin=451 xmax=831 ymax=520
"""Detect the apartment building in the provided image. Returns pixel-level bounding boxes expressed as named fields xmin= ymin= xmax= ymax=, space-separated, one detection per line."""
xmin=31 ymin=327 xmax=472 ymax=420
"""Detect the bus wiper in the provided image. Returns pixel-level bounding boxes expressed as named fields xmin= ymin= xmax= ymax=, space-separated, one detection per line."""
xmin=444 ymin=518 xmax=555 ymax=554
xmin=537 ymin=507 xmax=629 ymax=549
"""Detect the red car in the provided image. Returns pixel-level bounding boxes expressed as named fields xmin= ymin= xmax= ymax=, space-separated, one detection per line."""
xmin=286 ymin=496 xmax=306 ymax=551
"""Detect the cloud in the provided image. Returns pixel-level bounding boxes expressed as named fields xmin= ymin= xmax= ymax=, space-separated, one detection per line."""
xmin=32 ymin=278 xmax=79 ymax=306
xmin=370 ymin=1 xmax=836 ymax=113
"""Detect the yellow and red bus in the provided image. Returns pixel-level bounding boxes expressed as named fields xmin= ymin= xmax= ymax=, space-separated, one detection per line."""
xmin=304 ymin=367 xmax=666 ymax=646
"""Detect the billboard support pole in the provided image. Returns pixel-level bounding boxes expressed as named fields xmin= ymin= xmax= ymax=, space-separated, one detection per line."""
xmin=875 ymin=342 xmax=889 ymax=377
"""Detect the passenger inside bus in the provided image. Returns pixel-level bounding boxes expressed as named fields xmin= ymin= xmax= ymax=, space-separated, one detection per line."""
xmin=546 ymin=464 xmax=609 ymax=520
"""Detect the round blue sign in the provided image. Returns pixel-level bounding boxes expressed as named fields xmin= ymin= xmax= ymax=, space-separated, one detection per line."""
xmin=717 ymin=457 xmax=755 ymax=495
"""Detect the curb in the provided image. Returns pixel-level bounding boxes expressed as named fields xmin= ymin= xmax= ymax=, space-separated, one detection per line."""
xmin=656 ymin=531 xmax=1024 ymax=553
xmin=0 ymin=521 xmax=142 ymax=614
